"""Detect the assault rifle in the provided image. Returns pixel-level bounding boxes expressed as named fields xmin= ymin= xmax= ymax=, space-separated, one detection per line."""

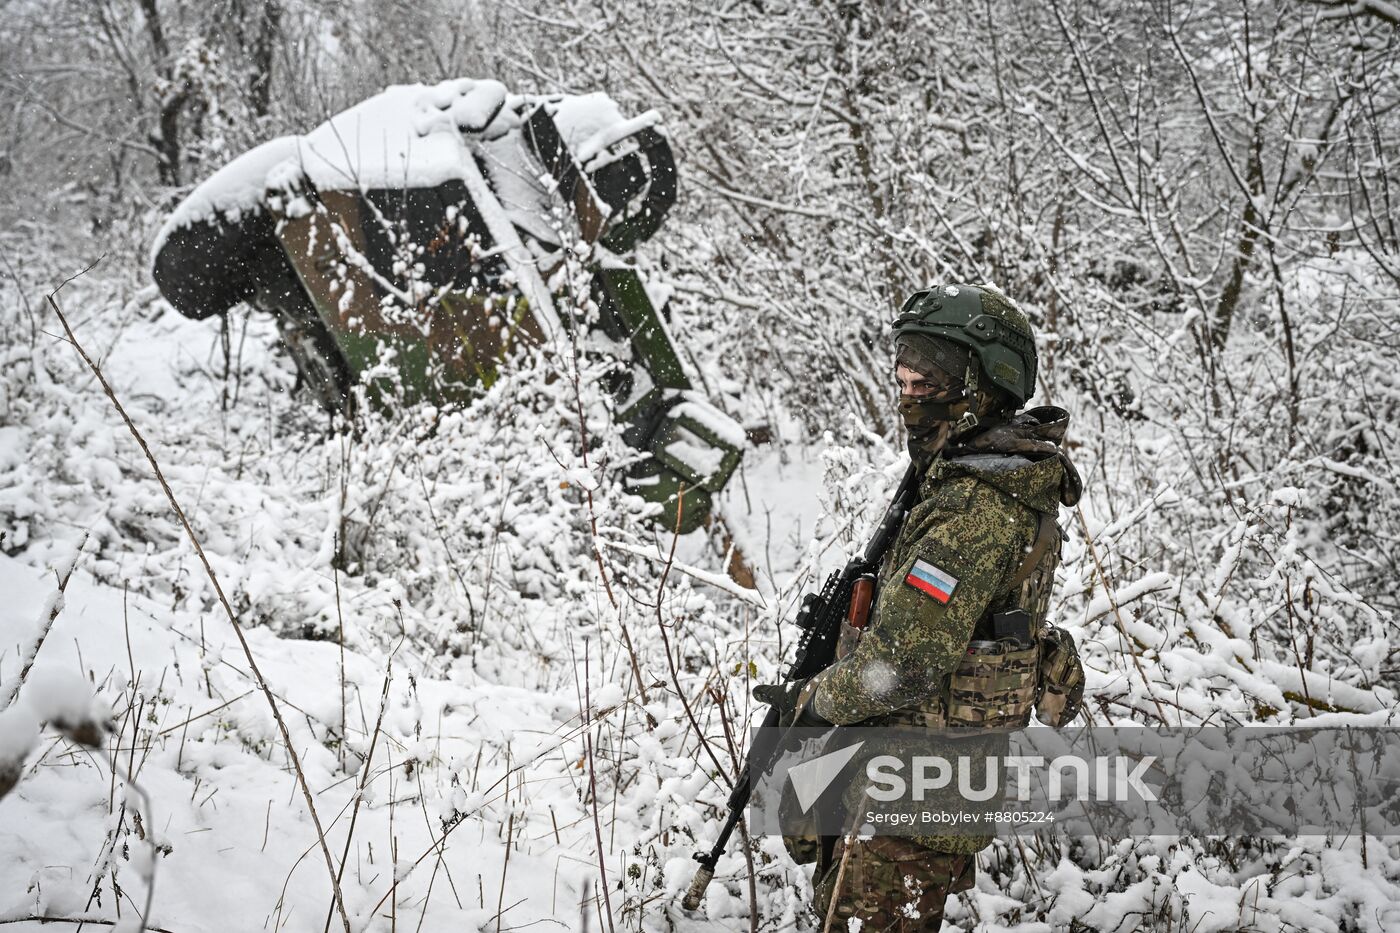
xmin=682 ymin=463 xmax=920 ymax=911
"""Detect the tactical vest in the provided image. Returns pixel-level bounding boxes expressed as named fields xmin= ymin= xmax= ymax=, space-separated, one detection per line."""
xmin=881 ymin=511 xmax=1061 ymax=733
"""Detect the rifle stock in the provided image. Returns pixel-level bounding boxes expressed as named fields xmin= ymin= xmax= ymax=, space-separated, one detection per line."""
xmin=682 ymin=464 xmax=919 ymax=911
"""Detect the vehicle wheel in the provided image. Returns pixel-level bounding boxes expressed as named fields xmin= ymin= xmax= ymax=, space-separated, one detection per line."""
xmin=275 ymin=312 xmax=355 ymax=421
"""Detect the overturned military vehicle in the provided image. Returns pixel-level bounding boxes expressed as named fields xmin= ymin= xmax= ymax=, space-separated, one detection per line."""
xmin=151 ymin=78 xmax=742 ymax=532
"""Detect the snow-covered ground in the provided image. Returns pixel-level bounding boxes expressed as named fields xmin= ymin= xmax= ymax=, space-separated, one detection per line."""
xmin=0 ymin=283 xmax=825 ymax=932
xmin=3 ymin=258 xmax=1399 ymax=933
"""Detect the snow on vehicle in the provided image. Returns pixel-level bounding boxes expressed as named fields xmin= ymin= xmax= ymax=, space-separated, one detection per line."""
xmin=150 ymin=78 xmax=741 ymax=532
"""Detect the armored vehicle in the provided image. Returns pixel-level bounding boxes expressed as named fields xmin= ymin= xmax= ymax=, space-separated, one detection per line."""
xmin=151 ymin=78 xmax=742 ymax=532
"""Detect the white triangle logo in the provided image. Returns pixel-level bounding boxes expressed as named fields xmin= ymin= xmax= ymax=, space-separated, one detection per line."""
xmin=787 ymin=741 xmax=865 ymax=813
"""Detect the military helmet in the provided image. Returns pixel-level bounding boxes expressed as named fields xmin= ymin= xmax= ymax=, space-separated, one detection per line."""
xmin=891 ymin=283 xmax=1037 ymax=406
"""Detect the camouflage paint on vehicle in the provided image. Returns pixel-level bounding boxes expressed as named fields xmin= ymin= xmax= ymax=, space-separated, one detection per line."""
xmin=152 ymin=84 xmax=743 ymax=533
xmin=273 ymin=186 xmax=545 ymax=408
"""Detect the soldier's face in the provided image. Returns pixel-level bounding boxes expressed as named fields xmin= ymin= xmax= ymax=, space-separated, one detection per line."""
xmin=895 ymin=363 xmax=957 ymax=399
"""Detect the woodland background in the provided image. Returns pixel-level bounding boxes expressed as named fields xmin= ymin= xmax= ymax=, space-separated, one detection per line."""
xmin=1 ymin=1 xmax=1399 ymax=931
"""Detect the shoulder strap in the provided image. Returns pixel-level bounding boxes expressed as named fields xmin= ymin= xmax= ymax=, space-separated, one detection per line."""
xmin=1010 ymin=511 xmax=1057 ymax=588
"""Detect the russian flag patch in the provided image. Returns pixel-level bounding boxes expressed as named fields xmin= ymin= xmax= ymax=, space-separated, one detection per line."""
xmin=906 ymin=558 xmax=958 ymax=604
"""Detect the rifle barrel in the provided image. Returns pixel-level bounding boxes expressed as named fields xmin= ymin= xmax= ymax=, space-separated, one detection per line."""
xmin=681 ymin=464 xmax=918 ymax=912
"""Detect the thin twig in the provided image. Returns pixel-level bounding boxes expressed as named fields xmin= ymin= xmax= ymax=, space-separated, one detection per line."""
xmin=1075 ymin=505 xmax=1169 ymax=723
xmin=96 ymin=744 xmax=158 ymax=933
xmin=651 ymin=491 xmax=734 ymax=789
xmin=0 ymin=918 xmax=177 ymax=932
xmin=334 ymin=545 xmax=347 ymax=769
xmin=495 ymin=811 xmax=515 ymax=933
xmin=155 ymin=689 xmax=255 ymax=737
xmin=366 ymin=661 xmax=648 ymax=914
xmin=323 ymin=640 xmax=400 ymax=933
xmin=582 ymin=641 xmax=617 ymax=933
xmin=713 ymin=696 xmax=758 ymax=932
xmin=0 ymin=245 xmax=38 ymax=350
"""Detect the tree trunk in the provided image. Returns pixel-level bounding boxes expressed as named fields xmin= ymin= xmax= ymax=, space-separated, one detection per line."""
xmin=136 ymin=0 xmax=183 ymax=186
xmin=1211 ymin=138 xmax=1266 ymax=350
xmin=249 ymin=1 xmax=280 ymax=119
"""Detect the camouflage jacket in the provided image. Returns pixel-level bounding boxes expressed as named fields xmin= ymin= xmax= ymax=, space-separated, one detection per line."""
xmin=810 ymin=408 xmax=1079 ymax=852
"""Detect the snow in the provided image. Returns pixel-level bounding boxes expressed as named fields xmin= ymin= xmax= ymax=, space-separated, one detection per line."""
xmin=665 ymin=429 xmax=726 ymax=479
xmin=296 ymin=79 xmax=506 ymax=191
xmin=150 ymin=136 xmax=300 ymax=258
xmin=22 ymin=668 xmax=102 ymax=737
xmin=591 ymin=682 xmax=625 ymax=710
xmin=456 ymin=130 xmax=562 ymax=335
xmin=576 ymin=111 xmax=662 ymax=171
xmin=0 ymin=283 xmax=824 ymax=932
xmin=475 ymin=130 xmax=560 ymax=245
xmin=153 ymin=79 xmax=658 ymax=265
xmin=0 ymin=555 xmax=605 ymax=932
xmin=9 ymin=65 xmax=1400 ymax=931
xmin=600 ymin=538 xmax=767 ymax=607
xmin=617 ymin=364 xmax=656 ymax=414
xmin=671 ymin=394 xmax=749 ymax=448
xmin=550 ymin=93 xmax=632 ymax=156
xmin=0 ymin=704 xmax=38 ymax=777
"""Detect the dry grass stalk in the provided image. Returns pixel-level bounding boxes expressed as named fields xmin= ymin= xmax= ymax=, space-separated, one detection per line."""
xmin=714 ymin=696 xmax=758 ymax=933
xmin=323 ymin=650 xmax=398 ymax=933
xmin=0 ymin=919 xmax=177 ymax=932
xmin=46 ymin=286 xmax=354 ymax=933
xmin=95 ymin=742 xmax=158 ymax=932
xmin=369 ymin=619 xmax=672 ymax=915
xmin=494 ymin=810 xmax=515 ymax=933
xmin=334 ymin=539 xmax=348 ymax=768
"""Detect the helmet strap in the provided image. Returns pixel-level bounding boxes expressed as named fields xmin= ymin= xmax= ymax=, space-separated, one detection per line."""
xmin=954 ymin=410 xmax=981 ymax=434
xmin=954 ymin=363 xmax=982 ymax=434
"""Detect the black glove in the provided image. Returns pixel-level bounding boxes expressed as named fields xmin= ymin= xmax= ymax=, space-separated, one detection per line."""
xmin=753 ymin=677 xmax=830 ymax=727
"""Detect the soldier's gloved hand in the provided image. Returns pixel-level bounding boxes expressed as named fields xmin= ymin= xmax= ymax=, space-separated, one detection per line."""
xmin=753 ymin=677 xmax=830 ymax=727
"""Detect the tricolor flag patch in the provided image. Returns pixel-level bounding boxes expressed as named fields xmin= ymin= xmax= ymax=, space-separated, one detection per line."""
xmin=906 ymin=558 xmax=959 ymax=604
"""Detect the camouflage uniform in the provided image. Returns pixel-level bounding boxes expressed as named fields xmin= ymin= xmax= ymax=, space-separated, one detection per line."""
xmin=811 ymin=448 xmax=1070 ymax=732
xmin=765 ymin=284 xmax=1084 ymax=929
xmin=806 ymin=426 xmax=1076 ymax=927
xmin=813 ymin=837 xmax=974 ymax=932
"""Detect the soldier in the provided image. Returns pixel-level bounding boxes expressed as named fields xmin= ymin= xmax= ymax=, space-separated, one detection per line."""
xmin=755 ymin=283 xmax=1085 ymax=930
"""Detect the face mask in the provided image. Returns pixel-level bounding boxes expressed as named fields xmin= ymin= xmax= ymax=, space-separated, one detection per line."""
xmin=898 ymin=384 xmax=983 ymax=467
xmin=897 ymin=386 xmax=969 ymax=436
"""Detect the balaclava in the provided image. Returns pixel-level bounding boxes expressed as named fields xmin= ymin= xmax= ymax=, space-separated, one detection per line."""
xmin=895 ymin=333 xmax=1006 ymax=467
